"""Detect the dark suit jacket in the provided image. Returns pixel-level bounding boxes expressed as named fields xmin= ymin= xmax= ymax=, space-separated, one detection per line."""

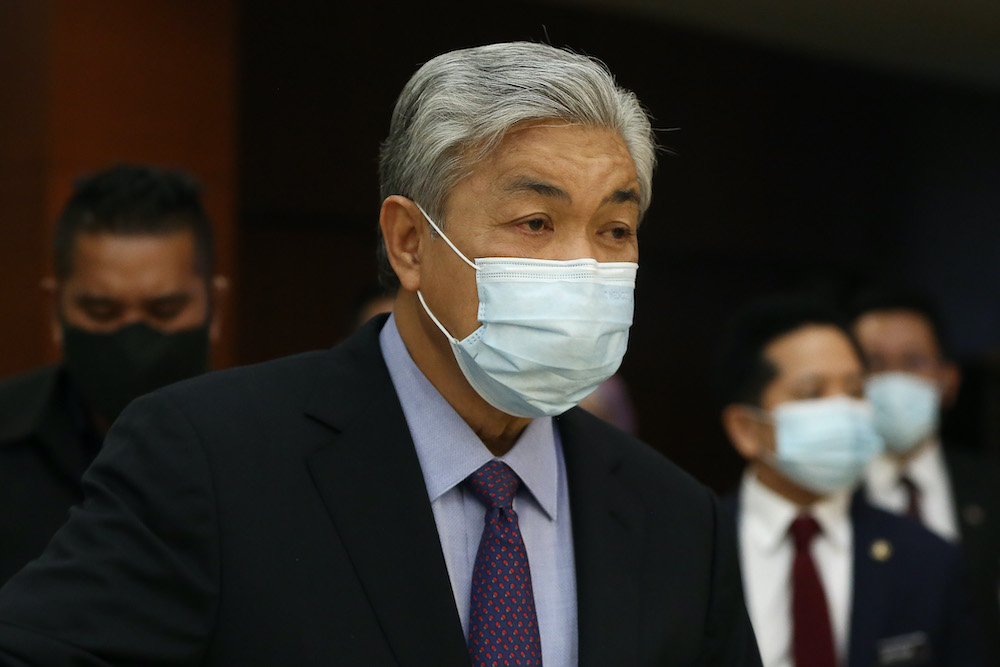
xmin=0 ymin=365 xmax=100 ymax=585
xmin=0 ymin=317 xmax=761 ymax=666
xmin=944 ymin=447 xmax=1000 ymax=665
xmin=725 ymin=491 xmax=986 ymax=666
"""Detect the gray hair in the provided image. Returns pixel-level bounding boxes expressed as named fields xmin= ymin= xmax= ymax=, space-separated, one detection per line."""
xmin=377 ymin=41 xmax=657 ymax=289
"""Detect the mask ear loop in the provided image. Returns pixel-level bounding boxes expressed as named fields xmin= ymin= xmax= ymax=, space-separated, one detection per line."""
xmin=417 ymin=290 xmax=460 ymax=344
xmin=412 ymin=201 xmax=477 ymax=344
xmin=413 ymin=202 xmax=479 ymax=271
xmin=740 ymin=404 xmax=781 ymax=468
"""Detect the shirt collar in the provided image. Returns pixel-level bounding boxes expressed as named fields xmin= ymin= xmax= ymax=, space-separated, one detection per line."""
xmin=378 ymin=314 xmax=559 ymax=520
xmin=867 ymin=438 xmax=942 ymax=492
xmin=741 ymin=469 xmax=852 ymax=553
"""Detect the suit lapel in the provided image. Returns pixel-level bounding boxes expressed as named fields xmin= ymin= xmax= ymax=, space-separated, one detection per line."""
xmin=559 ymin=409 xmax=644 ymax=667
xmin=303 ymin=319 xmax=468 ymax=667
xmin=846 ymin=496 xmax=893 ymax=667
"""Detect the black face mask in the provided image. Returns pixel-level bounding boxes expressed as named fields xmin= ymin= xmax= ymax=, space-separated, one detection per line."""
xmin=62 ymin=322 xmax=210 ymax=424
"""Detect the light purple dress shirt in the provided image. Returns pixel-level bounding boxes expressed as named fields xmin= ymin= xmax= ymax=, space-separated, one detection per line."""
xmin=379 ymin=314 xmax=578 ymax=667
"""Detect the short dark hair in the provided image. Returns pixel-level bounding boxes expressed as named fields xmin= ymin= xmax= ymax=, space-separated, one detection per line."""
xmin=847 ymin=281 xmax=950 ymax=359
xmin=53 ymin=163 xmax=215 ymax=281
xmin=712 ymin=293 xmax=857 ymax=408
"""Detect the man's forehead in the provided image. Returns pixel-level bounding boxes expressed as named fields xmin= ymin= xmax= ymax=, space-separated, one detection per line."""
xmin=71 ymin=230 xmax=196 ymax=265
xmin=765 ymin=325 xmax=857 ymax=371
xmin=64 ymin=231 xmax=202 ymax=289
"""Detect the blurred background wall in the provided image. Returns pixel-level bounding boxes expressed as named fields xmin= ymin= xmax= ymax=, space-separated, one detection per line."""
xmin=2 ymin=0 xmax=999 ymax=493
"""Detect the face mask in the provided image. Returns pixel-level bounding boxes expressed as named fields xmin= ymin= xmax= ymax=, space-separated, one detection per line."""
xmin=865 ymin=372 xmax=941 ymax=454
xmin=758 ymin=396 xmax=884 ymax=496
xmin=62 ymin=322 xmax=210 ymax=424
xmin=414 ymin=203 xmax=637 ymax=418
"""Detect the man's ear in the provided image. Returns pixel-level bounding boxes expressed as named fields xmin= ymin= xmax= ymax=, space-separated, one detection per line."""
xmin=939 ymin=360 xmax=962 ymax=408
xmin=209 ymin=275 xmax=230 ymax=343
xmin=721 ymin=404 xmax=766 ymax=461
xmin=41 ymin=276 xmax=62 ymax=347
xmin=379 ymin=196 xmax=425 ymax=293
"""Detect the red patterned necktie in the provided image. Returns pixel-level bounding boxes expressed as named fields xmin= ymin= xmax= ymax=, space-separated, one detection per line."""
xmin=789 ymin=515 xmax=836 ymax=667
xmin=466 ymin=460 xmax=543 ymax=667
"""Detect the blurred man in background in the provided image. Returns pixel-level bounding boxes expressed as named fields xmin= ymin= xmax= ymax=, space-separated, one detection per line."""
xmin=851 ymin=283 xmax=1000 ymax=663
xmin=716 ymin=293 xmax=984 ymax=666
xmin=0 ymin=163 xmax=225 ymax=584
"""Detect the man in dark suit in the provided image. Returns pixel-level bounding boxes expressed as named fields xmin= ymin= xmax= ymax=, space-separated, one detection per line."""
xmin=0 ymin=42 xmax=761 ymax=666
xmin=851 ymin=283 xmax=1000 ymax=664
xmin=715 ymin=294 xmax=984 ymax=666
xmin=0 ymin=164 xmax=226 ymax=586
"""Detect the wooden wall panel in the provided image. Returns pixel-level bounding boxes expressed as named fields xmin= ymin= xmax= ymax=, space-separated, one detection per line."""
xmin=0 ymin=3 xmax=52 ymax=377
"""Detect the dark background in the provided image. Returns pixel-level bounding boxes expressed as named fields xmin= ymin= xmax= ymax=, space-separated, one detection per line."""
xmin=237 ymin=1 xmax=1000 ymax=493
xmin=2 ymin=1 xmax=997 ymax=495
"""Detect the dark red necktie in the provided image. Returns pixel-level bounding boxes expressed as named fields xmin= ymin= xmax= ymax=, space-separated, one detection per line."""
xmin=466 ymin=460 xmax=542 ymax=667
xmin=898 ymin=475 xmax=923 ymax=521
xmin=790 ymin=515 xmax=836 ymax=667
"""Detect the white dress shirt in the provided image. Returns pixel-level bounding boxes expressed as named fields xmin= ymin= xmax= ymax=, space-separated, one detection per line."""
xmin=379 ymin=315 xmax=578 ymax=667
xmin=738 ymin=470 xmax=853 ymax=667
xmin=865 ymin=439 xmax=960 ymax=542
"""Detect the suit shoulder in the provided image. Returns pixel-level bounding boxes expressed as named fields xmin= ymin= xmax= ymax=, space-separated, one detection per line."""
xmin=944 ymin=447 xmax=1000 ymax=493
xmin=154 ymin=349 xmax=337 ymax=416
xmin=0 ymin=364 xmax=59 ymax=401
xmin=562 ymin=408 xmax=711 ymax=501
xmin=0 ymin=365 xmax=62 ymax=443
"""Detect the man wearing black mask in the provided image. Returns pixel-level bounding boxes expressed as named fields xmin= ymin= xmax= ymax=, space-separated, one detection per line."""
xmin=0 ymin=163 xmax=226 ymax=584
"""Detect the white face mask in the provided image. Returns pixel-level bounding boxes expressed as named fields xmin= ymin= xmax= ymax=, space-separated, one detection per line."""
xmin=865 ymin=372 xmax=941 ymax=454
xmin=758 ymin=396 xmax=885 ymax=496
xmin=413 ymin=203 xmax=637 ymax=418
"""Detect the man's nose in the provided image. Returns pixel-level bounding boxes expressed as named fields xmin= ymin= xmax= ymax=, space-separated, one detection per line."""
xmin=118 ymin=309 xmax=147 ymax=327
xmin=549 ymin=233 xmax=597 ymax=261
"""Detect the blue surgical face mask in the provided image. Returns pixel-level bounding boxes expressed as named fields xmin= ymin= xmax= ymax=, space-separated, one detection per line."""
xmin=757 ymin=396 xmax=884 ymax=496
xmin=865 ymin=372 xmax=941 ymax=454
xmin=414 ymin=203 xmax=637 ymax=418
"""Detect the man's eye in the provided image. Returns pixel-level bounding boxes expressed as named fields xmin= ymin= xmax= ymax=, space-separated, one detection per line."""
xmin=149 ymin=306 xmax=184 ymax=321
xmin=610 ymin=227 xmax=632 ymax=240
xmin=147 ymin=298 xmax=190 ymax=321
xmin=79 ymin=302 xmax=121 ymax=322
xmin=83 ymin=308 xmax=117 ymax=322
xmin=524 ymin=219 xmax=546 ymax=232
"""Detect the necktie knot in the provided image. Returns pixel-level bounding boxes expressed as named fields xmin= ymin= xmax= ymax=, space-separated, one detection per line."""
xmin=790 ymin=515 xmax=822 ymax=551
xmin=466 ymin=460 xmax=520 ymax=510
xmin=898 ymin=474 xmax=919 ymax=494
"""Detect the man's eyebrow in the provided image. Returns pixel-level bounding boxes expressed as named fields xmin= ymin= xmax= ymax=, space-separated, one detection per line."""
xmin=503 ymin=177 xmax=571 ymax=202
xmin=74 ymin=294 xmax=119 ymax=306
xmin=601 ymin=188 xmax=640 ymax=206
xmin=504 ymin=177 xmax=640 ymax=208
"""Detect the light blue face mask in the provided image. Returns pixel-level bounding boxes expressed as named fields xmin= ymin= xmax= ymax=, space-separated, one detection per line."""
xmin=759 ymin=396 xmax=885 ymax=496
xmin=414 ymin=203 xmax=637 ymax=418
xmin=865 ymin=372 xmax=941 ymax=454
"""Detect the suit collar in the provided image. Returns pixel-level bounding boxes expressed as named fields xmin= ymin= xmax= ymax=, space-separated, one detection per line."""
xmin=304 ymin=315 xmax=469 ymax=666
xmin=558 ymin=408 xmax=644 ymax=667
